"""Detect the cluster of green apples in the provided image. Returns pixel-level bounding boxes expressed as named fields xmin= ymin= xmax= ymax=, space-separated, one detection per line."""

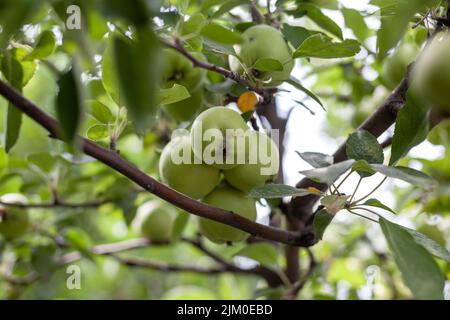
xmin=0 ymin=194 xmax=30 ymax=239
xmin=156 ymin=106 xmax=279 ymax=244
xmin=229 ymin=25 xmax=294 ymax=87
xmin=413 ymin=33 xmax=450 ymax=114
xmin=160 ymin=49 xmax=207 ymax=122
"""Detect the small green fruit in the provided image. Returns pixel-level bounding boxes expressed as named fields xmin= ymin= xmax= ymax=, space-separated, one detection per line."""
xmin=230 ymin=25 xmax=294 ymax=87
xmin=159 ymin=134 xmax=220 ymax=199
xmin=190 ymin=107 xmax=249 ymax=170
xmin=132 ymin=201 xmax=177 ymax=242
xmin=413 ymin=34 xmax=450 ymax=113
xmin=163 ymin=88 xmax=203 ymax=122
xmin=199 ymin=185 xmax=257 ymax=244
xmin=161 ymin=49 xmax=207 ymax=91
xmin=0 ymin=194 xmax=30 ymax=239
xmin=380 ymin=42 xmax=417 ymax=90
xmin=223 ymin=131 xmax=279 ymax=192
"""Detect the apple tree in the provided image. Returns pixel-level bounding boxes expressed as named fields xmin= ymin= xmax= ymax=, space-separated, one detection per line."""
xmin=0 ymin=0 xmax=449 ymax=300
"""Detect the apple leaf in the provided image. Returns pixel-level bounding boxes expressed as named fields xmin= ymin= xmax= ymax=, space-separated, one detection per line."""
xmin=296 ymin=3 xmax=343 ymax=40
xmin=248 ymin=184 xmax=321 ymax=199
xmin=296 ymin=151 xmax=333 ymax=168
xmin=313 ymin=208 xmax=334 ymax=240
xmin=0 ymin=147 xmax=8 ymax=175
xmin=28 ymin=152 xmax=56 ymax=173
xmin=102 ymin=37 xmax=122 ymax=106
xmin=380 ymin=218 xmax=445 ymax=300
xmin=172 ymin=211 xmax=190 ymax=241
xmin=281 ymin=23 xmax=311 ymax=49
xmin=351 ymin=160 xmax=376 ymax=176
xmin=87 ymin=100 xmax=114 ymax=124
xmin=158 ymin=84 xmax=191 ymax=105
xmin=370 ymin=164 xmax=434 ymax=187
xmin=300 ymin=159 xmax=355 ymax=184
xmin=403 ymin=227 xmax=450 ymax=262
xmin=212 ymin=0 xmax=250 ymax=18
xmin=87 ymin=124 xmax=109 ymax=141
xmin=342 ymin=8 xmax=369 ymax=43
xmin=286 ymin=78 xmax=324 ymax=109
xmin=346 ymin=130 xmax=384 ymax=177
xmin=201 ymin=23 xmax=242 ymax=45
xmin=56 ymin=66 xmax=83 ymax=145
xmin=320 ymin=195 xmax=349 ymax=215
xmin=293 ymin=34 xmax=360 ymax=59
xmin=235 ymin=243 xmax=278 ymax=266
xmin=253 ymin=58 xmax=284 ymax=72
xmin=24 ymin=30 xmax=56 ymax=60
xmin=113 ymin=28 xmax=161 ymax=131
xmin=390 ymin=89 xmax=429 ymax=165
xmin=361 ymin=198 xmax=396 ymax=214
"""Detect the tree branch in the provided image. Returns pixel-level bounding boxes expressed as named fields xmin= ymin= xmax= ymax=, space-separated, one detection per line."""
xmin=0 ymin=79 xmax=314 ymax=247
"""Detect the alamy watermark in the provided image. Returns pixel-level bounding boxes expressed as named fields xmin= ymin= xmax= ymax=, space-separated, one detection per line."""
xmin=66 ymin=265 xmax=81 ymax=290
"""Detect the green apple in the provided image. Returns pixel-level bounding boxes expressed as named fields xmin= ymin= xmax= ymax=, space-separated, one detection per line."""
xmin=199 ymin=185 xmax=257 ymax=244
xmin=190 ymin=106 xmax=249 ymax=170
xmin=161 ymin=48 xmax=207 ymax=92
xmin=132 ymin=201 xmax=177 ymax=242
xmin=223 ymin=131 xmax=279 ymax=192
xmin=413 ymin=34 xmax=450 ymax=113
xmin=229 ymin=25 xmax=294 ymax=87
xmin=0 ymin=194 xmax=30 ymax=239
xmin=159 ymin=134 xmax=220 ymax=199
xmin=381 ymin=42 xmax=418 ymax=90
xmin=163 ymin=88 xmax=203 ymax=122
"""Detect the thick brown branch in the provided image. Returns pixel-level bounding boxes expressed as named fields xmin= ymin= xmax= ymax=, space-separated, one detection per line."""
xmin=0 ymin=79 xmax=313 ymax=247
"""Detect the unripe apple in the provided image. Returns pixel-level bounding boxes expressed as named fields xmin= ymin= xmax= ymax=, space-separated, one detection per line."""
xmin=229 ymin=25 xmax=294 ymax=87
xmin=132 ymin=201 xmax=177 ymax=242
xmin=161 ymin=48 xmax=207 ymax=92
xmin=190 ymin=107 xmax=249 ymax=170
xmin=163 ymin=88 xmax=203 ymax=122
xmin=413 ymin=34 xmax=450 ymax=113
xmin=223 ymin=131 xmax=279 ymax=192
xmin=0 ymin=194 xmax=30 ymax=239
xmin=380 ymin=42 xmax=418 ymax=90
xmin=199 ymin=185 xmax=257 ymax=244
xmin=159 ymin=134 xmax=220 ymax=199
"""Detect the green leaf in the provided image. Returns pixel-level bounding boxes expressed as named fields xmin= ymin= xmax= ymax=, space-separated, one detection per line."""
xmin=56 ymin=66 xmax=83 ymax=144
xmin=235 ymin=243 xmax=278 ymax=266
xmin=1 ymin=53 xmax=24 ymax=152
xmin=342 ymin=8 xmax=369 ymax=43
xmin=158 ymin=84 xmax=191 ymax=105
xmin=64 ymin=227 xmax=93 ymax=255
xmin=376 ymin=0 xmax=429 ymax=58
xmin=293 ymin=34 xmax=360 ymax=59
xmin=313 ymin=208 xmax=334 ymax=240
xmin=296 ymin=3 xmax=343 ymax=39
xmin=87 ymin=124 xmax=109 ymax=141
xmin=390 ymin=90 xmax=429 ymax=165
xmin=201 ymin=23 xmax=242 ymax=45
xmin=300 ymin=159 xmax=355 ymax=184
xmin=87 ymin=100 xmax=114 ymax=124
xmin=361 ymin=198 xmax=396 ymax=214
xmin=240 ymin=110 xmax=254 ymax=122
xmin=380 ymin=218 xmax=445 ymax=300
xmin=248 ymin=184 xmax=321 ymax=199
xmin=182 ymin=12 xmax=207 ymax=35
xmin=28 ymin=152 xmax=56 ymax=172
xmin=320 ymin=194 xmax=349 ymax=215
xmin=351 ymin=160 xmax=376 ymax=176
xmin=212 ymin=0 xmax=250 ymax=18
xmin=102 ymin=38 xmax=122 ymax=106
xmin=31 ymin=244 xmax=59 ymax=274
xmin=113 ymin=28 xmax=161 ymax=131
xmin=20 ymin=61 xmax=37 ymax=86
xmin=282 ymin=24 xmax=311 ymax=49
xmin=0 ymin=147 xmax=8 ymax=175
xmin=286 ymin=78 xmax=324 ymax=108
xmin=370 ymin=164 xmax=434 ymax=187
xmin=253 ymin=58 xmax=283 ymax=72
xmin=24 ymin=30 xmax=56 ymax=60
xmin=346 ymin=130 xmax=384 ymax=177
xmin=296 ymin=151 xmax=333 ymax=168
xmin=403 ymin=227 xmax=450 ymax=262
